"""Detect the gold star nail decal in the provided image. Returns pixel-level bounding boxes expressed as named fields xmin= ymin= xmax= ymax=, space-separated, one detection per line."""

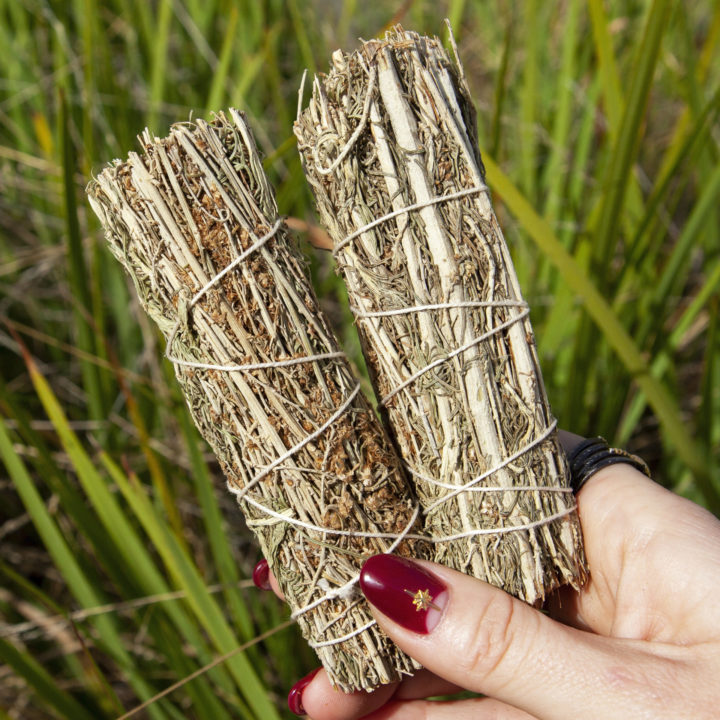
xmin=404 ymin=588 xmax=440 ymax=612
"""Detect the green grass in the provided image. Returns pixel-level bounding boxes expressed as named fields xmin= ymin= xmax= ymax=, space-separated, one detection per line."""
xmin=0 ymin=1 xmax=718 ymax=717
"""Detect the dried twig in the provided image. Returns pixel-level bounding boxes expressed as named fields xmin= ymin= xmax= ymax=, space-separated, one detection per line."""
xmin=296 ymin=28 xmax=587 ymax=604
xmin=87 ymin=110 xmax=429 ymax=691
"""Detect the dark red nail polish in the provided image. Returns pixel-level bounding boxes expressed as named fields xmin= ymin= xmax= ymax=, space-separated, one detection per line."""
xmin=252 ymin=558 xmax=271 ymax=590
xmin=360 ymin=555 xmax=448 ymax=634
xmin=287 ymin=667 xmax=320 ymax=715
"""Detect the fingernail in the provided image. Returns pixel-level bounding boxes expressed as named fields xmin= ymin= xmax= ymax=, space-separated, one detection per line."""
xmin=252 ymin=558 xmax=271 ymax=590
xmin=360 ymin=555 xmax=448 ymax=634
xmin=287 ymin=667 xmax=321 ymax=716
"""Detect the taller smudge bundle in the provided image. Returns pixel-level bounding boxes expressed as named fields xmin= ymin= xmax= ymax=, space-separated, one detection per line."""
xmin=86 ymin=25 xmax=587 ymax=696
xmin=295 ymin=27 xmax=587 ymax=604
xmin=87 ymin=110 xmax=430 ymax=692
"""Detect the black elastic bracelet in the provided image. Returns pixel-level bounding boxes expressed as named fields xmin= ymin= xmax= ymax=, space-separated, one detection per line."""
xmin=567 ymin=437 xmax=651 ymax=494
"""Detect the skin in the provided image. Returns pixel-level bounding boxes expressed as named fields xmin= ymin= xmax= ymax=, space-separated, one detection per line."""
xmin=267 ymin=432 xmax=720 ymax=719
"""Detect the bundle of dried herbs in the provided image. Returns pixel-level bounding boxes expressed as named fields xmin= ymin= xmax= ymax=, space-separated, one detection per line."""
xmin=295 ymin=27 xmax=587 ymax=604
xmin=87 ymin=110 xmax=430 ymax=691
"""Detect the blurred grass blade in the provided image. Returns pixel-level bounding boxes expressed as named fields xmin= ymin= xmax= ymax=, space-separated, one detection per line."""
xmin=17 ymin=342 xmax=242 ymax=717
xmin=541 ymin=0 xmax=582 ymax=225
xmin=105 ymin=458 xmax=282 ymax=720
xmin=148 ymin=0 xmax=173 ymax=131
xmin=447 ymin=0 xmax=467 ymax=35
xmin=177 ymin=406 xmax=256 ymax=644
xmin=0 ymin=637 xmax=98 ymax=720
xmin=113 ymin=354 xmax=188 ymax=549
xmin=699 ymin=300 xmax=719 ymax=452
xmin=16 ymin=336 xmax=242 ymax=707
xmin=588 ymin=0 xmax=623 ymax=136
xmin=489 ymin=19 xmax=512 ymax=160
xmin=518 ymin=0 xmax=538 ymax=200
xmin=592 ymin=0 xmax=671 ymax=278
xmin=60 ymin=91 xmax=105 ymax=424
xmin=654 ymin=5 xmax=720 ymax=186
xmin=618 ymin=258 xmax=720 ymax=445
xmin=0 ymin=405 xmax=166 ymax=718
xmin=205 ymin=5 xmax=239 ymax=113
xmin=644 ymin=162 xmax=720 ymax=341
xmin=624 ymin=87 xmax=720 ymax=273
xmin=229 ymin=50 xmax=266 ymax=111
xmin=563 ymin=0 xmax=671 ymax=429
xmin=287 ymin=0 xmax=317 ymax=76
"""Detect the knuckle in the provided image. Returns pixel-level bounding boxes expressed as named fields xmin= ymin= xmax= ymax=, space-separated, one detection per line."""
xmin=454 ymin=590 xmax=521 ymax=684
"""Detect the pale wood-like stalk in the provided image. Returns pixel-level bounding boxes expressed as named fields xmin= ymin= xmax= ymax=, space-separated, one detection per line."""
xmin=87 ymin=110 xmax=429 ymax=691
xmin=295 ymin=28 xmax=587 ymax=603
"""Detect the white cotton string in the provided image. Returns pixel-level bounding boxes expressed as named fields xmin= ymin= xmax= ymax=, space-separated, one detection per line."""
xmin=333 ymin=185 xmax=487 ymax=254
xmin=298 ymin=500 xmax=579 ymax=648
xmin=433 ymin=502 xmax=574 ymax=542
xmin=292 ymin=505 xmax=422 ymax=648
xmin=167 ymin=350 xmax=346 ymax=372
xmin=310 ymin=619 xmax=378 ymax=649
xmin=420 ymin=420 xmax=559 ymax=514
xmin=313 ymin=67 xmax=377 ymax=176
xmin=290 ymin=504 xmax=420 ymax=620
xmin=430 ymin=506 xmax=577 ymax=544
xmin=189 ymin=218 xmax=283 ymax=309
xmin=411 ymin=480 xmax=572 ymax=495
xmin=380 ymin=307 xmax=530 ymax=406
xmin=241 ymin=494 xmax=424 ymax=541
xmin=228 ymin=383 xmax=362 ymax=503
xmin=165 ymin=218 xmax=283 ymax=365
xmin=350 ymin=299 xmax=528 ymax=318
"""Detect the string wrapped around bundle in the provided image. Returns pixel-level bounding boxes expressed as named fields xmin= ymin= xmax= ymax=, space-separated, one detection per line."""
xmin=87 ymin=110 xmax=430 ymax=692
xmin=295 ymin=27 xmax=587 ymax=604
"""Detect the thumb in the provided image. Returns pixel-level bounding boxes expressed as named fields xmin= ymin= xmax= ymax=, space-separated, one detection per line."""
xmin=359 ymin=555 xmax=680 ymax=720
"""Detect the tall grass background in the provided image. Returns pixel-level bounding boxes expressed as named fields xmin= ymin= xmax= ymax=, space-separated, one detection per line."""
xmin=0 ymin=1 xmax=718 ymax=717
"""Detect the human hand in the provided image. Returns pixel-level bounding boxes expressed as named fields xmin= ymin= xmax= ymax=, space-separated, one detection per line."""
xmin=259 ymin=444 xmax=720 ymax=719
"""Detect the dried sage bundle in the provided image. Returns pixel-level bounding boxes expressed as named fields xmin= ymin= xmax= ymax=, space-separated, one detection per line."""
xmin=87 ymin=110 xmax=430 ymax=691
xmin=295 ymin=28 xmax=587 ymax=604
